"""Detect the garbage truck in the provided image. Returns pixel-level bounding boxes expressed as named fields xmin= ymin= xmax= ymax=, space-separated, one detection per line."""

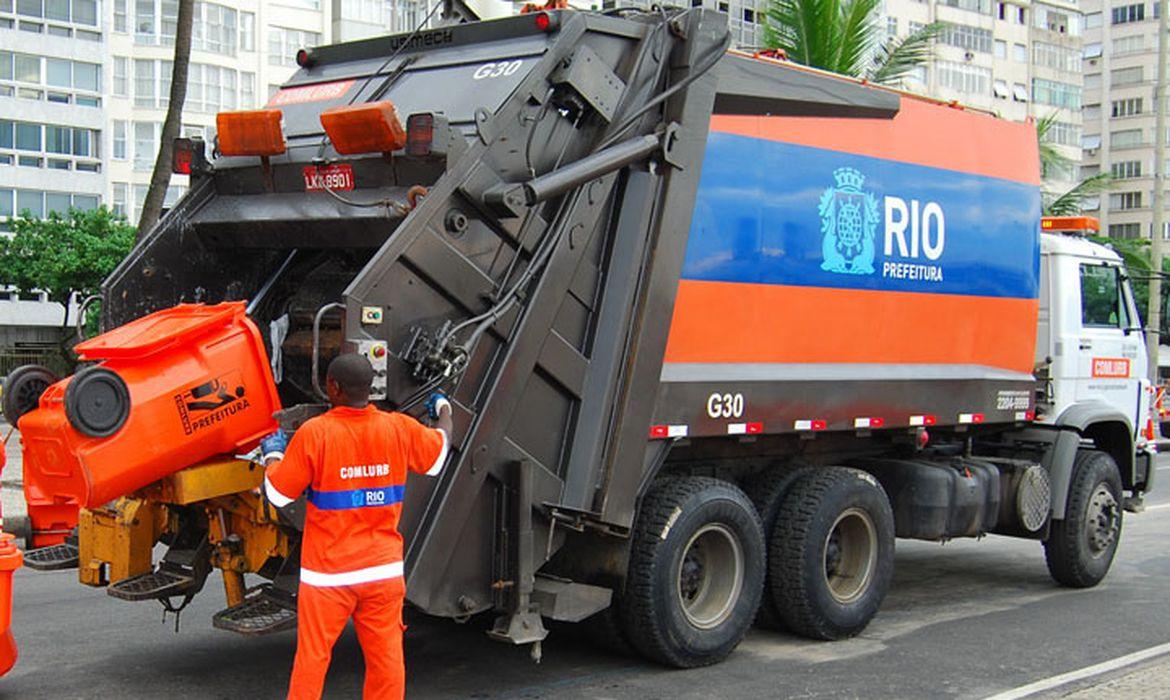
xmin=4 ymin=8 xmax=1156 ymax=668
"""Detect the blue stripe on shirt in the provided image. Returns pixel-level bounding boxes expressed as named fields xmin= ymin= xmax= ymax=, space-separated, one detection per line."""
xmin=306 ymin=484 xmax=405 ymax=510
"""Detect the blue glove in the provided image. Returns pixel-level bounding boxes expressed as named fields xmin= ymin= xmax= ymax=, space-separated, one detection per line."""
xmin=425 ymin=392 xmax=451 ymax=420
xmin=260 ymin=430 xmax=289 ymax=462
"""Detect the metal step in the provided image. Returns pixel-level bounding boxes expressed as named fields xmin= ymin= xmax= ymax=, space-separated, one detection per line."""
xmin=23 ymin=542 xmax=79 ymax=571
xmin=107 ymin=568 xmax=196 ymax=601
xmin=212 ymin=589 xmax=297 ymax=636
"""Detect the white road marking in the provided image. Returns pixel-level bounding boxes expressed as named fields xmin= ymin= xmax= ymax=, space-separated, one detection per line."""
xmin=1145 ymin=502 xmax=1170 ymax=511
xmin=983 ymin=641 xmax=1170 ymax=700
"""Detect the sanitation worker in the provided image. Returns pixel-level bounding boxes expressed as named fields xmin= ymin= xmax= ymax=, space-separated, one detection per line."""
xmin=259 ymin=352 xmax=453 ymax=700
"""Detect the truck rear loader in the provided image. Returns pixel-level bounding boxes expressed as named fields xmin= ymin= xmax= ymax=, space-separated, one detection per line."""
xmin=5 ymin=9 xmax=1155 ymax=668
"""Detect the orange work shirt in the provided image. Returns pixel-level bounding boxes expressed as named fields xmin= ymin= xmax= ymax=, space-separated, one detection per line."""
xmin=264 ymin=405 xmax=447 ymax=587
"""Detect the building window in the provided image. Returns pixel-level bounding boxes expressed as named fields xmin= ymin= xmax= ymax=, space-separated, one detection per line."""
xmin=994 ymin=39 xmax=1006 ymax=58
xmin=1016 ymin=5 xmax=1025 ymax=23
xmin=133 ymin=121 xmax=159 ymax=171
xmin=113 ymin=120 xmax=127 ymax=159
xmin=1111 ymin=161 xmax=1143 ymax=179
xmin=134 ymin=59 xmax=155 ymax=107
xmin=993 ymin=78 xmax=1009 ymax=98
xmin=1108 ymin=223 xmax=1141 ymax=239
xmin=0 ymin=119 xmax=100 ymax=171
xmin=1032 ymin=78 xmax=1081 ymax=109
xmin=112 ymin=183 xmax=128 ymax=218
xmin=1012 ymin=43 xmax=1027 ymax=61
xmin=936 ymin=60 xmax=991 ymax=95
xmin=1081 ymin=134 xmax=1102 ymax=150
xmin=1111 ymin=66 xmax=1143 ymax=86
xmin=268 ymin=27 xmax=322 ymax=67
xmin=1112 ymin=34 xmax=1144 ymax=55
xmin=1109 ymin=191 xmax=1143 ymax=210
xmin=1083 ymin=73 xmax=1102 ymax=90
xmin=938 ymin=0 xmax=992 ymax=14
xmin=192 ymin=2 xmax=238 ymax=55
xmin=1085 ymin=103 xmax=1102 ymax=121
xmin=240 ymin=11 xmax=254 ymax=51
xmin=1033 ymin=41 xmax=1080 ymax=71
xmin=1083 ymin=42 xmax=1103 ymax=59
xmin=1111 ymin=128 xmax=1144 ymax=148
xmin=1085 ymin=11 xmax=1102 ymax=27
xmin=113 ymin=0 xmax=127 ymax=31
xmin=1112 ymin=97 xmax=1144 ymax=117
xmin=1111 ymin=3 xmax=1144 ymax=24
xmin=939 ymin=22 xmax=993 ymax=53
xmin=886 ymin=16 xmax=897 ymax=38
xmin=113 ymin=57 xmax=128 ymax=96
xmin=241 ymin=71 xmax=255 ymax=108
xmin=2 ymin=0 xmax=97 ymax=27
xmin=0 ymin=52 xmax=101 ymax=106
xmin=1012 ymin=83 xmax=1028 ymax=101
xmin=135 ymin=0 xmax=155 ymax=38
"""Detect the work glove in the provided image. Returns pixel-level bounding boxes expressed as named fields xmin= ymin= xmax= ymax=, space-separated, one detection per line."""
xmin=426 ymin=392 xmax=451 ymax=420
xmin=260 ymin=430 xmax=289 ymax=463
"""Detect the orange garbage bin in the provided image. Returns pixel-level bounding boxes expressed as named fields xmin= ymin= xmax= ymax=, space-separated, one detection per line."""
xmin=0 ymin=532 xmax=21 ymax=675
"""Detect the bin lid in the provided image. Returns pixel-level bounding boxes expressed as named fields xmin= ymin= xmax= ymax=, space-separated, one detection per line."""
xmin=75 ymin=302 xmax=246 ymax=361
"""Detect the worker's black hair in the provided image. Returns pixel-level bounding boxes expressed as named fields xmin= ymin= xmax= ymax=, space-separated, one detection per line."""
xmin=326 ymin=353 xmax=375 ymax=402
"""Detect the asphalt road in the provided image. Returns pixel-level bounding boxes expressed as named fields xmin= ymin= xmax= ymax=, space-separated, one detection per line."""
xmin=3 ymin=459 xmax=1170 ymax=699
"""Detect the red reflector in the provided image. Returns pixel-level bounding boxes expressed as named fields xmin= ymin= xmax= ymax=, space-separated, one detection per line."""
xmin=924 ymin=415 xmax=937 ymax=426
xmin=296 ymin=48 xmax=312 ymax=67
xmin=972 ymin=413 xmax=985 ymax=424
xmin=216 ymin=109 xmax=286 ymax=157
xmin=870 ymin=417 xmax=885 ymax=428
xmin=746 ymin=422 xmax=763 ymax=434
xmin=649 ymin=425 xmax=668 ymax=439
xmin=320 ymin=100 xmax=406 ymax=155
xmin=1025 ymin=410 xmax=1036 ymax=421
xmin=811 ymin=420 xmax=827 ymax=431
xmin=406 ymin=112 xmax=436 ymax=157
xmin=534 ymin=11 xmax=551 ymax=30
xmin=172 ymin=138 xmax=193 ymax=174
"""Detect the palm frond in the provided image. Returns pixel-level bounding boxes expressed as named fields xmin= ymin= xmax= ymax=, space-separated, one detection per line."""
xmin=869 ymin=21 xmax=944 ymax=85
xmin=1043 ymin=173 xmax=1113 ymax=217
xmin=1034 ymin=111 xmax=1073 ymax=178
xmin=835 ymin=0 xmax=883 ymax=76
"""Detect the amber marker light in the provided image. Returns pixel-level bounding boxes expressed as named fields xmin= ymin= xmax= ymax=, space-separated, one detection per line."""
xmin=215 ymin=109 xmax=287 ymax=157
xmin=319 ymin=101 xmax=407 ymax=156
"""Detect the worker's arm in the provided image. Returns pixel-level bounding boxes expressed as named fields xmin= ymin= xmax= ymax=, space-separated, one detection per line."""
xmin=260 ymin=428 xmax=313 ymax=506
xmin=405 ymin=393 xmax=452 ymax=477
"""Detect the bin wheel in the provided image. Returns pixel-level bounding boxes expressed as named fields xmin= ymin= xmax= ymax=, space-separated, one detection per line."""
xmin=622 ymin=476 xmax=764 ymax=668
xmin=65 ymin=366 xmax=130 ymax=438
xmin=1044 ymin=450 xmax=1123 ymax=588
xmin=768 ymin=467 xmax=895 ymax=640
xmin=2 ymin=365 xmax=59 ymax=425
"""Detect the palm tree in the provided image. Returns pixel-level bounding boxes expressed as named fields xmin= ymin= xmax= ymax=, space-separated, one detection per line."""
xmin=1035 ymin=112 xmax=1112 ymax=217
xmin=762 ymin=0 xmax=943 ymax=85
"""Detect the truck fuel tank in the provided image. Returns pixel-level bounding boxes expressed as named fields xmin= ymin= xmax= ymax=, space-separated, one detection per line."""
xmin=861 ymin=458 xmax=1000 ymax=540
xmin=19 ymin=302 xmax=281 ymax=531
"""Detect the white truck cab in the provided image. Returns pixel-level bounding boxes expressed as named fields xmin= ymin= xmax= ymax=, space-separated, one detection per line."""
xmin=1035 ymin=217 xmax=1155 ymax=507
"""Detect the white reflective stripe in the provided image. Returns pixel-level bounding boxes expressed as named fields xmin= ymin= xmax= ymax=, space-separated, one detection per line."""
xmin=424 ymin=428 xmax=449 ymax=477
xmin=264 ymin=475 xmax=296 ymax=508
xmin=300 ymin=561 xmax=404 ymax=587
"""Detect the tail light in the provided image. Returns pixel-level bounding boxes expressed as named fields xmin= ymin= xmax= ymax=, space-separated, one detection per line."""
xmin=319 ymin=100 xmax=406 ymax=155
xmin=405 ymin=112 xmax=450 ymax=157
xmin=296 ymin=48 xmax=314 ymax=68
xmin=216 ymin=109 xmax=286 ymax=157
xmin=172 ymin=137 xmax=193 ymax=174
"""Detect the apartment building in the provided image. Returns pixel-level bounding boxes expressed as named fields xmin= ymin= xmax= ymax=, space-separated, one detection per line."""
xmin=1080 ymin=0 xmax=1162 ymax=239
xmin=1 ymin=0 xmax=448 ymax=229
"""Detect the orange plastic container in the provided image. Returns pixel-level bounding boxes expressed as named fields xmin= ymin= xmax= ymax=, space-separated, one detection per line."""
xmin=0 ymin=533 xmax=20 ymax=676
xmin=19 ymin=302 xmax=280 ymax=543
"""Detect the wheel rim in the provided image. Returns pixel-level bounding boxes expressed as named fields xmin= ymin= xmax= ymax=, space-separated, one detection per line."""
xmin=1085 ymin=483 xmax=1120 ymax=558
xmin=676 ymin=523 xmax=744 ymax=630
xmin=823 ymin=507 xmax=877 ymax=605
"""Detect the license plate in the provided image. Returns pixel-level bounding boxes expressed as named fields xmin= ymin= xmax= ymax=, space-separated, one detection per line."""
xmin=303 ymin=164 xmax=354 ymax=192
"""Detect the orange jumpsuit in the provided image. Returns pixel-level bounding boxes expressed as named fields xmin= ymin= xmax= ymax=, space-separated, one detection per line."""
xmin=265 ymin=405 xmax=447 ymax=700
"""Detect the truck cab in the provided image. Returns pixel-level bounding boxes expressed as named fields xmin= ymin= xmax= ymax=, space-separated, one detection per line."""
xmin=1035 ymin=216 xmax=1155 ymax=499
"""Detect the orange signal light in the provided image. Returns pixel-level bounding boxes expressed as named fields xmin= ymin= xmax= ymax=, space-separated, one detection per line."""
xmin=215 ymin=109 xmax=286 ymax=157
xmin=319 ymin=101 xmax=407 ymax=155
xmin=1041 ymin=216 xmax=1100 ymax=233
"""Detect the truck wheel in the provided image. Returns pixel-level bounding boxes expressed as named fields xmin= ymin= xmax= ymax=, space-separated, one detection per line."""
xmin=747 ymin=466 xmax=810 ymax=630
xmin=622 ymin=476 xmax=765 ymax=668
xmin=769 ymin=467 xmax=894 ymax=640
xmin=1044 ymin=450 xmax=1123 ymax=588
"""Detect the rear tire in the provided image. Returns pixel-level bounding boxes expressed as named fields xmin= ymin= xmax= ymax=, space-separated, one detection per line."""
xmin=622 ymin=476 xmax=765 ymax=668
xmin=1044 ymin=450 xmax=1123 ymax=588
xmin=768 ymin=467 xmax=895 ymax=640
xmin=746 ymin=466 xmax=810 ymax=630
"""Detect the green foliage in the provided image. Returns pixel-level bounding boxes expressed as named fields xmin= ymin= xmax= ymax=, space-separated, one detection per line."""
xmin=762 ymin=0 xmax=942 ymax=84
xmin=0 ymin=207 xmax=136 ymax=309
xmin=1036 ymin=112 xmax=1112 ymax=216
